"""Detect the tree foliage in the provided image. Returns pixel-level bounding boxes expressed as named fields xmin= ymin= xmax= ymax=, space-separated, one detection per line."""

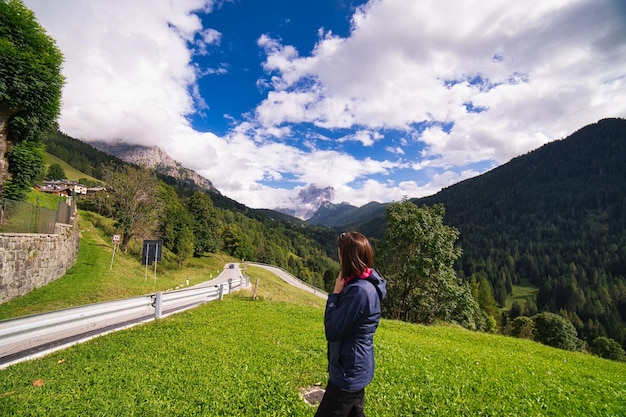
xmin=508 ymin=316 xmax=535 ymax=340
xmin=0 ymin=0 xmax=64 ymax=196
xmin=532 ymin=312 xmax=583 ymax=352
xmin=379 ymin=198 xmax=483 ymax=330
xmin=185 ymin=191 xmax=221 ymax=255
xmin=102 ymin=165 xmax=161 ymax=253
xmin=589 ymin=336 xmax=626 ymax=362
xmin=45 ymin=162 xmax=65 ymax=180
xmin=159 ymin=184 xmax=194 ymax=266
xmin=2 ymin=139 xmax=44 ymax=200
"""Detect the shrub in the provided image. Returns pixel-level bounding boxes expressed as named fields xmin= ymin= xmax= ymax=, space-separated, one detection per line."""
xmin=510 ymin=316 xmax=535 ymax=340
xmin=532 ymin=312 xmax=582 ymax=351
xmin=590 ymin=337 xmax=626 ymax=362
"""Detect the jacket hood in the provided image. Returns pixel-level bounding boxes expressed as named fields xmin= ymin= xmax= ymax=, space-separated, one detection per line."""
xmin=365 ymin=269 xmax=387 ymax=301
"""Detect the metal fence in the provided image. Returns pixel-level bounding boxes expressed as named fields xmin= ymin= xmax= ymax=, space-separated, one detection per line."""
xmin=0 ymin=196 xmax=75 ymax=234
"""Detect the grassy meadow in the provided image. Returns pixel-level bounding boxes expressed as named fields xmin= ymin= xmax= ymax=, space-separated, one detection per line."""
xmin=0 ymin=210 xmax=232 ymax=320
xmin=44 ymin=153 xmax=100 ymax=183
xmin=0 ymin=212 xmax=625 ymax=416
xmin=504 ymin=278 xmax=540 ymax=311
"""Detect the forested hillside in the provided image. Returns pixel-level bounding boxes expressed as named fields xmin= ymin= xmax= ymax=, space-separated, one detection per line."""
xmin=45 ymin=131 xmax=340 ymax=290
xmin=315 ymin=118 xmax=626 ymax=348
xmin=419 ymin=118 xmax=626 ymax=347
xmin=46 ymin=131 xmax=127 ymax=178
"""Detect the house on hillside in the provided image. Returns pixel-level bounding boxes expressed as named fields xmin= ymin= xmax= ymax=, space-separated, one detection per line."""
xmin=36 ymin=181 xmax=72 ymax=197
xmin=36 ymin=180 xmax=93 ymax=196
xmin=86 ymin=186 xmax=106 ymax=196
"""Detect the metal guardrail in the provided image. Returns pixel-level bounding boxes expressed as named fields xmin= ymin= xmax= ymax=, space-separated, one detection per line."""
xmin=248 ymin=262 xmax=328 ymax=299
xmin=0 ymin=275 xmax=249 ymax=369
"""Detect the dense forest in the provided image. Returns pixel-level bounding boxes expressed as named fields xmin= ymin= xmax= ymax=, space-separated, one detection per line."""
xmin=45 ymin=131 xmax=340 ymax=291
xmin=312 ymin=118 xmax=626 ymax=349
xmin=420 ymin=118 xmax=626 ymax=348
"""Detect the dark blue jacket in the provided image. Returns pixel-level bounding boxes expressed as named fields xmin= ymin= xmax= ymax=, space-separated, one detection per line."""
xmin=324 ymin=269 xmax=387 ymax=392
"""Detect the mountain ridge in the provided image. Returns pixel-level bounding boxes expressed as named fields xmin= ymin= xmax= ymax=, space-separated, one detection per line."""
xmin=90 ymin=141 xmax=218 ymax=194
xmin=307 ymin=117 xmax=626 ymax=348
xmin=273 ymin=184 xmax=335 ymax=220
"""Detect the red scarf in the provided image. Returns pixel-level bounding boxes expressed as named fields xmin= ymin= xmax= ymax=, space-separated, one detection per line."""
xmin=344 ymin=268 xmax=372 ymax=286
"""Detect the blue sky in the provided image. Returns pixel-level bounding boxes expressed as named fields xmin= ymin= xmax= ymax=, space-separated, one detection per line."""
xmin=193 ymin=0 xmax=368 ymax=135
xmin=24 ymin=0 xmax=626 ymax=213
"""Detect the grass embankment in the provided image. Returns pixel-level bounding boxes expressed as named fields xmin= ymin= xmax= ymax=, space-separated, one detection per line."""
xmin=0 ymin=210 xmax=231 ymax=320
xmin=44 ymin=153 xmax=99 ymax=183
xmin=1 ymin=214 xmax=625 ymax=415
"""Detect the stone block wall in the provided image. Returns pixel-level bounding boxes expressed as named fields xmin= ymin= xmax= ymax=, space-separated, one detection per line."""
xmin=0 ymin=217 xmax=80 ymax=304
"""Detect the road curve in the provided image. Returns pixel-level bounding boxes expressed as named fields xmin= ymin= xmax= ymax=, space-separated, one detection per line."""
xmin=248 ymin=262 xmax=328 ymax=300
xmin=0 ymin=263 xmax=324 ymax=368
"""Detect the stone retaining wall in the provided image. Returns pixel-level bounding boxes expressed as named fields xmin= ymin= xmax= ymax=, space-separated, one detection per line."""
xmin=0 ymin=217 xmax=80 ymax=304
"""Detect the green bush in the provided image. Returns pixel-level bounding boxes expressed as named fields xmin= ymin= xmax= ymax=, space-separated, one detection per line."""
xmin=510 ymin=316 xmax=535 ymax=340
xmin=533 ymin=312 xmax=583 ymax=351
xmin=45 ymin=163 xmax=66 ymax=180
xmin=590 ymin=337 xmax=626 ymax=362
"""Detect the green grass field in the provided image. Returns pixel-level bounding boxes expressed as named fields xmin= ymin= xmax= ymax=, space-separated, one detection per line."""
xmin=44 ymin=153 xmax=100 ymax=183
xmin=0 ymin=211 xmax=233 ymax=320
xmin=503 ymin=278 xmax=540 ymax=311
xmin=0 ymin=214 xmax=625 ymax=416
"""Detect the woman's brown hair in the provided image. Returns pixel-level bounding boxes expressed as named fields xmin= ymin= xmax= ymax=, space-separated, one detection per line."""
xmin=337 ymin=231 xmax=374 ymax=279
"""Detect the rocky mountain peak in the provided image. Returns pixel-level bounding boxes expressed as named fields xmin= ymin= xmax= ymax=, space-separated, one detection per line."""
xmin=297 ymin=184 xmax=335 ymax=204
xmin=274 ymin=184 xmax=335 ymax=220
xmin=90 ymin=141 xmax=216 ymax=192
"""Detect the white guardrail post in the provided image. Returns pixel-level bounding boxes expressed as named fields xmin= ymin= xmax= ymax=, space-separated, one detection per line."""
xmin=154 ymin=292 xmax=163 ymax=319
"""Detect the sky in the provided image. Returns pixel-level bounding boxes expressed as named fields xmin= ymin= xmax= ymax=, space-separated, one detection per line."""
xmin=23 ymin=0 xmax=626 ymax=211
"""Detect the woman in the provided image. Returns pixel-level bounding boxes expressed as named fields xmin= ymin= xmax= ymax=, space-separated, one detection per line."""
xmin=315 ymin=231 xmax=387 ymax=417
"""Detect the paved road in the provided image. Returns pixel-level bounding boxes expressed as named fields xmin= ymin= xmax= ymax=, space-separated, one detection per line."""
xmin=0 ymin=264 xmax=245 ymax=369
xmin=248 ymin=262 xmax=328 ymax=300
xmin=0 ymin=263 xmax=324 ymax=368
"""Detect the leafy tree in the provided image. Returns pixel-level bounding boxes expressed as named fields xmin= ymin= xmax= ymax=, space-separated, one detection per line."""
xmin=475 ymin=275 xmax=499 ymax=318
xmin=509 ymin=316 xmax=535 ymax=340
xmin=159 ymin=184 xmax=194 ymax=266
xmin=221 ymin=223 xmax=255 ymax=261
xmin=532 ymin=312 xmax=583 ymax=352
xmin=103 ymin=165 xmax=161 ymax=253
xmin=45 ymin=162 xmax=65 ymax=180
xmin=185 ymin=191 xmax=222 ymax=255
xmin=508 ymin=301 xmax=523 ymax=320
xmin=589 ymin=336 xmax=626 ymax=362
xmin=379 ymin=198 xmax=483 ymax=330
xmin=2 ymin=139 xmax=44 ymax=200
xmin=0 ymin=0 xmax=64 ymax=197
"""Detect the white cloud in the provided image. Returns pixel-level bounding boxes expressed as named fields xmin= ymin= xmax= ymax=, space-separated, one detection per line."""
xmin=258 ymin=0 xmax=626 ymax=165
xmin=23 ymin=0 xmax=626 ymax=215
xmin=339 ymin=130 xmax=383 ymax=147
xmin=26 ymin=0 xmax=210 ymax=146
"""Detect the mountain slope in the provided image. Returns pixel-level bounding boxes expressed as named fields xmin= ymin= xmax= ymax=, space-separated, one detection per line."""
xmin=310 ymin=118 xmax=626 ymax=347
xmin=90 ymin=141 xmax=217 ymax=193
xmin=274 ymin=184 xmax=335 ymax=220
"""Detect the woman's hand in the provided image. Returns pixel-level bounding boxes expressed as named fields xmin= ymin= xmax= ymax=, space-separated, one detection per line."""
xmin=333 ymin=272 xmax=346 ymax=294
